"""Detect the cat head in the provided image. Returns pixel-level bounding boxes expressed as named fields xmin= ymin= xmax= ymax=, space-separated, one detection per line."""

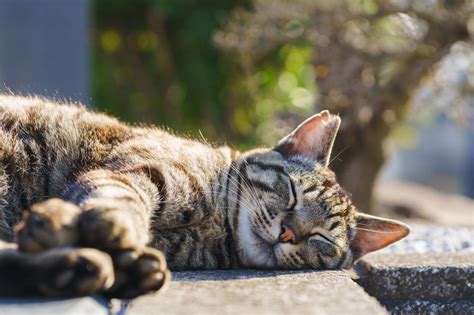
xmin=231 ymin=110 xmax=409 ymax=269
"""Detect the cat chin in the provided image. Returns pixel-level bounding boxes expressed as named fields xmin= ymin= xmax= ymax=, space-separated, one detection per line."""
xmin=272 ymin=243 xmax=305 ymax=269
xmin=237 ymin=224 xmax=277 ymax=268
xmin=237 ymin=204 xmax=279 ymax=268
xmin=238 ymin=231 xmax=278 ymax=268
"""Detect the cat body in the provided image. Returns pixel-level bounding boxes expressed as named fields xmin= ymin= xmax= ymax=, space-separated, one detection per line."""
xmin=0 ymin=95 xmax=235 ymax=269
xmin=0 ymin=94 xmax=409 ymax=298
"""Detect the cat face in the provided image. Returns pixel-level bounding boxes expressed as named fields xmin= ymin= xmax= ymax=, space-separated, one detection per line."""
xmin=232 ymin=111 xmax=409 ymax=269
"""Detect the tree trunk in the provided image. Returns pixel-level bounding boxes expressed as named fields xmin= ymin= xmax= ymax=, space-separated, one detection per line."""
xmin=329 ymin=124 xmax=388 ymax=212
xmin=315 ymin=21 xmax=469 ymax=213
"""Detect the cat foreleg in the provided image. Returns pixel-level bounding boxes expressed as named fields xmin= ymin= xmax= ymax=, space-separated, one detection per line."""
xmin=64 ymin=169 xmax=170 ymax=298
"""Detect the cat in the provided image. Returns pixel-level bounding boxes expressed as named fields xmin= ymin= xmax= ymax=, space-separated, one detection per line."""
xmin=0 ymin=94 xmax=409 ymax=298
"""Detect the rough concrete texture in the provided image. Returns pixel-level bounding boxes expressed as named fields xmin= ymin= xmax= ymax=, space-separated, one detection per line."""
xmin=0 ymin=296 xmax=108 ymax=315
xmin=390 ymin=300 xmax=474 ymax=314
xmin=356 ymin=252 xmax=474 ymax=312
xmin=127 ymin=270 xmax=387 ymax=315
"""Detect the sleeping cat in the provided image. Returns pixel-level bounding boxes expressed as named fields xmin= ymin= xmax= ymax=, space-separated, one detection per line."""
xmin=0 ymin=94 xmax=409 ymax=298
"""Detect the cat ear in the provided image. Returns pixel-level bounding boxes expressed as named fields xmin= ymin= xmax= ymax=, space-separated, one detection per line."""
xmin=350 ymin=213 xmax=410 ymax=261
xmin=274 ymin=110 xmax=341 ymax=166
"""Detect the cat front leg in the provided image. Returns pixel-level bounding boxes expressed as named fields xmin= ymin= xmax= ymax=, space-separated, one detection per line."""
xmin=14 ymin=169 xmax=152 ymax=252
xmin=65 ymin=168 xmax=170 ymax=298
xmin=68 ymin=169 xmax=157 ymax=250
xmin=14 ymin=168 xmax=170 ymax=298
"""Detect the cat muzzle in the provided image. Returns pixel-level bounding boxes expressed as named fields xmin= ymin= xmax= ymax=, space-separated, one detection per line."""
xmin=279 ymin=225 xmax=296 ymax=243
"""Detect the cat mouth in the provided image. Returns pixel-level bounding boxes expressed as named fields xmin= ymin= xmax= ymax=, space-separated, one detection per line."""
xmin=248 ymin=228 xmax=279 ymax=266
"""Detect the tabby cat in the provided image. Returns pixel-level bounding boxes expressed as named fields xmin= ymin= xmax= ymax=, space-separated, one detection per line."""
xmin=0 ymin=94 xmax=409 ymax=298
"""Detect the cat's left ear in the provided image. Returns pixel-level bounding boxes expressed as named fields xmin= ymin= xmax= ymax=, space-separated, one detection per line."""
xmin=350 ymin=213 xmax=410 ymax=261
xmin=274 ymin=110 xmax=340 ymax=166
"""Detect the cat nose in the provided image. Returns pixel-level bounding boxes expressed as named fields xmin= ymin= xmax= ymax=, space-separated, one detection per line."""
xmin=279 ymin=224 xmax=296 ymax=243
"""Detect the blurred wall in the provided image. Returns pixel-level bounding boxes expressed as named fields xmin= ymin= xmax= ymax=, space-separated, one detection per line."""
xmin=381 ymin=117 xmax=474 ymax=198
xmin=0 ymin=0 xmax=89 ymax=104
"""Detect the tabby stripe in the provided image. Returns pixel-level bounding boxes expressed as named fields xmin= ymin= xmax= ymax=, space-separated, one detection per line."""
xmin=346 ymin=222 xmax=353 ymax=243
xmin=91 ymin=176 xmax=146 ymax=205
xmin=213 ymin=242 xmax=229 ymax=269
xmin=95 ymin=184 xmax=143 ymax=202
xmin=25 ymin=132 xmax=49 ymax=195
xmin=326 ymin=212 xmax=343 ymax=219
xmin=224 ymin=166 xmax=234 ymax=214
xmin=170 ymin=161 xmax=208 ymax=215
xmin=317 ymin=253 xmax=327 ymax=269
xmin=232 ymin=163 xmax=244 ymax=263
xmin=255 ymin=209 xmax=270 ymax=227
xmin=295 ymin=252 xmax=304 ymax=262
xmin=221 ymin=162 xmax=240 ymax=267
xmin=22 ymin=140 xmax=43 ymax=204
xmin=249 ymin=180 xmax=277 ymax=194
xmin=322 ymin=191 xmax=338 ymax=203
xmin=303 ymin=183 xmax=319 ymax=194
xmin=328 ymin=221 xmax=341 ymax=231
xmin=246 ymin=160 xmax=286 ymax=175
xmin=342 ymin=204 xmax=352 ymax=216
xmin=323 ymin=179 xmax=335 ymax=188
xmin=167 ymin=233 xmax=187 ymax=266
xmin=332 ymin=199 xmax=345 ymax=208
xmin=120 ymin=164 xmax=167 ymax=210
xmin=317 ymin=186 xmax=330 ymax=198
xmin=290 ymin=253 xmax=301 ymax=265
xmin=241 ymin=164 xmax=274 ymax=225
xmin=288 ymin=179 xmax=297 ymax=211
xmin=254 ymin=214 xmax=266 ymax=229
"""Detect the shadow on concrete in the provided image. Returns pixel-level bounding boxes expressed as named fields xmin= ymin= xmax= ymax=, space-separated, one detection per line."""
xmin=0 ymin=295 xmax=109 ymax=315
xmin=172 ymin=269 xmax=322 ymax=282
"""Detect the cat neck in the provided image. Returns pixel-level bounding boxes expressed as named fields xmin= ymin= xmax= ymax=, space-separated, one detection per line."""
xmin=150 ymin=145 xmax=241 ymax=270
xmin=211 ymin=147 xmax=243 ymax=268
xmin=214 ymin=147 xmax=242 ymax=267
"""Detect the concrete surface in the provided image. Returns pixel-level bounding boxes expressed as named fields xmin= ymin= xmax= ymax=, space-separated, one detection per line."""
xmin=356 ymin=252 xmax=474 ymax=313
xmin=2 ymin=224 xmax=473 ymax=314
xmin=126 ymin=270 xmax=387 ymax=315
xmin=2 ymin=252 xmax=472 ymax=314
xmin=0 ymin=296 xmax=108 ymax=315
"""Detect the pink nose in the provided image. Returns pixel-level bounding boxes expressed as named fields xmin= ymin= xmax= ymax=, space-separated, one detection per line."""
xmin=279 ymin=225 xmax=296 ymax=243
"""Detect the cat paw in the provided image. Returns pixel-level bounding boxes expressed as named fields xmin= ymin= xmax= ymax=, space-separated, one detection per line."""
xmin=36 ymin=248 xmax=114 ymax=297
xmin=15 ymin=199 xmax=81 ymax=253
xmin=78 ymin=208 xmax=147 ymax=250
xmin=104 ymin=247 xmax=170 ymax=299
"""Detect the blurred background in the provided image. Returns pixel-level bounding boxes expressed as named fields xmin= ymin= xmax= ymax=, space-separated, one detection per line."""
xmin=0 ymin=0 xmax=473 ymax=220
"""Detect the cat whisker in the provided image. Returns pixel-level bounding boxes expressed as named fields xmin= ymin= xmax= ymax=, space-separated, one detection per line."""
xmin=328 ymin=145 xmax=349 ymax=166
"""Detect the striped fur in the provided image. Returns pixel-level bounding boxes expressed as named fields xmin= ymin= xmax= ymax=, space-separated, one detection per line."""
xmin=0 ymin=95 xmax=409 ymax=297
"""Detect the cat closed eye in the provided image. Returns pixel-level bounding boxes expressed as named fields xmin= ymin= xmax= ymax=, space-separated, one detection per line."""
xmin=312 ymin=239 xmax=337 ymax=257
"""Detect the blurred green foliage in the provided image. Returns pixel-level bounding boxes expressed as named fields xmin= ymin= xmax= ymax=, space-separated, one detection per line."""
xmin=91 ymin=0 xmax=315 ymax=146
xmin=93 ymin=0 xmax=248 ymax=141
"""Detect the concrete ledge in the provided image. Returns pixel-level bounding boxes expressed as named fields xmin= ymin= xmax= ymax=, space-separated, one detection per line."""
xmin=127 ymin=270 xmax=387 ymax=315
xmin=356 ymin=253 xmax=474 ymax=312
